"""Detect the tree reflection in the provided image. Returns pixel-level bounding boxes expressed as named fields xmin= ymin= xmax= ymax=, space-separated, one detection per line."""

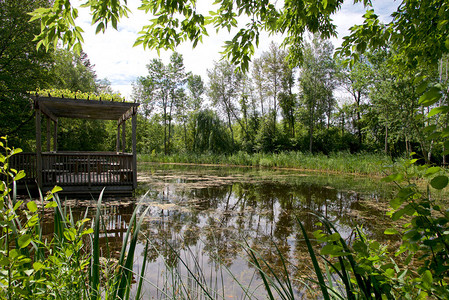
xmin=131 ymin=167 xmax=395 ymax=296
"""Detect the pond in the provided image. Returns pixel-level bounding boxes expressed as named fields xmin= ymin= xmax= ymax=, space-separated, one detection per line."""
xmin=68 ymin=163 xmax=398 ymax=298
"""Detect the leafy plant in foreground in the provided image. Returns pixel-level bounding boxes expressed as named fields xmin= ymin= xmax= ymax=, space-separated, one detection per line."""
xmin=0 ymin=136 xmax=149 ymax=299
xmin=294 ymin=155 xmax=449 ymax=299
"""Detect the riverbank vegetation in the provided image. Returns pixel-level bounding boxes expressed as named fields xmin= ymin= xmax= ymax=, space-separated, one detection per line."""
xmin=139 ymin=151 xmax=394 ymax=176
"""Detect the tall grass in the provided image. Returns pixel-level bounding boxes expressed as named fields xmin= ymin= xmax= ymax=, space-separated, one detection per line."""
xmin=139 ymin=151 xmax=395 ymax=175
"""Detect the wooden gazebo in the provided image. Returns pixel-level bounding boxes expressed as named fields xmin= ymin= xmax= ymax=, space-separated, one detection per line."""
xmin=13 ymin=96 xmax=140 ymax=195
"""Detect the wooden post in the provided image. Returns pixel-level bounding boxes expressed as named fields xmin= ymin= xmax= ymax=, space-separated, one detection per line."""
xmin=53 ymin=119 xmax=58 ymax=152
xmin=116 ymin=122 xmax=120 ymax=153
xmin=121 ymin=121 xmax=126 ymax=153
xmin=87 ymin=154 xmax=91 ymax=187
xmin=46 ymin=118 xmax=51 ymax=151
xmin=36 ymin=108 xmax=42 ymax=188
xmin=132 ymin=112 xmax=137 ymax=189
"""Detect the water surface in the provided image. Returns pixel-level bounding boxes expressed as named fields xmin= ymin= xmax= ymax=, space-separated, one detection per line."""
xmin=125 ymin=163 xmax=396 ymax=298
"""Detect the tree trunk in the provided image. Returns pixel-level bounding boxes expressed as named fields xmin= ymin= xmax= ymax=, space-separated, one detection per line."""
xmin=227 ymin=112 xmax=234 ymax=145
xmin=163 ymin=106 xmax=167 ymax=155
xmin=356 ymin=91 xmax=362 ymax=147
xmin=443 ymin=142 xmax=446 ymax=165
xmin=183 ymin=121 xmax=187 ymax=150
xmin=309 ymin=106 xmax=314 ymax=153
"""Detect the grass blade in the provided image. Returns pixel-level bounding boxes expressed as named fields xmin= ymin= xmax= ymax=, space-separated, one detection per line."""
xmin=91 ymin=188 xmax=104 ymax=299
xmin=117 ymin=206 xmax=150 ymax=299
xmin=245 ymin=245 xmax=276 ymax=300
xmin=296 ymin=217 xmax=331 ymax=300
xmin=135 ymin=239 xmax=149 ymax=300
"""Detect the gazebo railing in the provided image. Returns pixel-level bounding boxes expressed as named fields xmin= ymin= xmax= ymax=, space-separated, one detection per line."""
xmin=9 ymin=152 xmax=37 ymax=183
xmin=41 ymin=152 xmax=133 ymax=187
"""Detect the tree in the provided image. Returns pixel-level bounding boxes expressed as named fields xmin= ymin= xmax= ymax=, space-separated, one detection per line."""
xmin=207 ymin=60 xmax=244 ymax=146
xmin=257 ymin=42 xmax=293 ymax=135
xmin=251 ymin=58 xmax=267 ymax=116
xmin=336 ymin=57 xmax=371 ymax=148
xmin=0 ymin=0 xmax=53 ymax=148
xmin=50 ymin=49 xmax=97 ymax=93
xmin=298 ymin=35 xmax=336 ymax=152
xmin=134 ymin=52 xmax=188 ymax=154
xmin=278 ymin=56 xmax=296 ymax=139
xmin=191 ymin=109 xmax=233 ymax=154
xmin=185 ymin=74 xmax=204 ymax=151
xmin=48 ymin=49 xmax=110 ymax=151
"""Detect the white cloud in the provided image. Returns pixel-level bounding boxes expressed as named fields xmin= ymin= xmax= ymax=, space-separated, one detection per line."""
xmin=76 ymin=0 xmax=399 ymax=99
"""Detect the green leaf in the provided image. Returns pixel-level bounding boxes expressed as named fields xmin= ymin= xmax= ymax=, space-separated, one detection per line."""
xmin=18 ymin=234 xmax=32 ymax=249
xmin=421 ymin=270 xmax=432 ymax=290
xmin=27 ymin=201 xmax=38 ymax=213
xmin=96 ymin=22 xmax=105 ymax=34
xmin=384 ymin=228 xmax=399 ymax=235
xmin=430 ymin=175 xmax=448 ymax=190
xmin=82 ymin=228 xmax=93 ymax=235
xmin=425 ymin=166 xmax=441 ymax=175
xmin=390 ymin=197 xmax=404 ymax=209
xmin=14 ymin=170 xmax=26 ymax=181
xmin=418 ymin=87 xmax=442 ymax=106
xmin=33 ymin=262 xmax=44 ymax=272
xmin=51 ymin=186 xmax=63 ymax=194
xmin=63 ymin=228 xmax=76 ymax=242
xmin=45 ymin=201 xmax=58 ymax=208
xmin=416 ymin=81 xmax=428 ymax=94
xmin=382 ymin=173 xmax=404 ymax=182
xmin=428 ymin=106 xmax=449 ymax=117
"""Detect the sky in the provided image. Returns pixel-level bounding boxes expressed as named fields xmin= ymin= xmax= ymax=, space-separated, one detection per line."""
xmin=76 ymin=0 xmax=400 ymax=100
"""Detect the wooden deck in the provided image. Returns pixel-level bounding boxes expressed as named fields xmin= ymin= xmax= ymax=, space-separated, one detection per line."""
xmin=10 ymin=152 xmax=135 ymax=195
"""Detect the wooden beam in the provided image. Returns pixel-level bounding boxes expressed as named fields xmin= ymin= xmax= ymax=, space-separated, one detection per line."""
xmin=121 ymin=121 xmax=126 ymax=152
xmin=39 ymin=103 xmax=58 ymax=122
xmin=34 ymin=96 xmax=139 ymax=121
xmin=118 ymin=107 xmax=135 ymax=125
xmin=53 ymin=119 xmax=58 ymax=152
xmin=132 ymin=113 xmax=137 ymax=189
xmin=116 ymin=123 xmax=120 ymax=152
xmin=35 ymin=109 xmax=42 ymax=188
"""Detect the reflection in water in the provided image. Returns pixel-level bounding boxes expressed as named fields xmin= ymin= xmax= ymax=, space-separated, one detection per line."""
xmin=41 ymin=201 xmax=135 ymax=258
xmin=128 ymin=165 xmax=396 ymax=298
xmin=48 ymin=165 xmax=395 ymax=298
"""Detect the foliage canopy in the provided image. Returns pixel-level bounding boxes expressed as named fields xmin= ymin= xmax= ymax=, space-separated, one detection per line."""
xmin=29 ymin=0 xmax=383 ymax=72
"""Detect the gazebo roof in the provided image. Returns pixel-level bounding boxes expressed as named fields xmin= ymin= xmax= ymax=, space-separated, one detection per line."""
xmin=33 ymin=96 xmax=139 ymax=121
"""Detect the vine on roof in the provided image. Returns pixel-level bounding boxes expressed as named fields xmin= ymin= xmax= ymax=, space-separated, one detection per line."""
xmin=30 ymin=88 xmax=124 ymax=102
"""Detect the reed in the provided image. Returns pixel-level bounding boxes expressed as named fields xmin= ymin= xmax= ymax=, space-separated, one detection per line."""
xmin=139 ymin=151 xmax=394 ymax=175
